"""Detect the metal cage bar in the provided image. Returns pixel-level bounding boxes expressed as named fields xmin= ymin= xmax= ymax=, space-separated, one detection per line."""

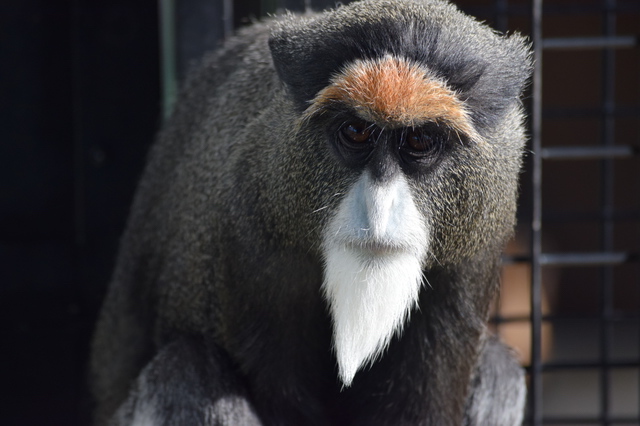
xmin=598 ymin=1 xmax=617 ymax=423
xmin=530 ymin=0 xmax=544 ymax=423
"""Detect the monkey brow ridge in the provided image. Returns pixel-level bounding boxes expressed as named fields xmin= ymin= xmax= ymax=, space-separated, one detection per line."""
xmin=305 ymin=55 xmax=483 ymax=143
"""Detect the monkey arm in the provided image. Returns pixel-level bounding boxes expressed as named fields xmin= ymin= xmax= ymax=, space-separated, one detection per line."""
xmin=108 ymin=337 xmax=263 ymax=426
xmin=463 ymin=335 xmax=526 ymax=426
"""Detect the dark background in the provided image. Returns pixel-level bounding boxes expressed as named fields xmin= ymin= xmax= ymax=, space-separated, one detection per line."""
xmin=1 ymin=0 xmax=638 ymax=425
xmin=1 ymin=1 xmax=160 ymax=424
xmin=0 ymin=1 xmax=330 ymax=424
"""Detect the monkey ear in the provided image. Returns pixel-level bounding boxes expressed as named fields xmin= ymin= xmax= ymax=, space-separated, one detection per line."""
xmin=269 ymin=16 xmax=345 ymax=112
xmin=444 ymin=32 xmax=533 ymax=132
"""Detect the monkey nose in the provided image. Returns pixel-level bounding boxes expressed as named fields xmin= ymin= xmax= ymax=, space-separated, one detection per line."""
xmin=356 ymin=171 xmax=408 ymax=240
xmin=328 ymin=169 xmax=426 ymax=256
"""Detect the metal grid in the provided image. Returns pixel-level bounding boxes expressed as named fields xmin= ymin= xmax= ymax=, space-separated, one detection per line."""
xmin=528 ymin=0 xmax=639 ymax=424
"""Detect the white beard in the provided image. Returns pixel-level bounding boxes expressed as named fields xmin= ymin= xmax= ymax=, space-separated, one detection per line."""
xmin=321 ymin=171 xmax=429 ymax=386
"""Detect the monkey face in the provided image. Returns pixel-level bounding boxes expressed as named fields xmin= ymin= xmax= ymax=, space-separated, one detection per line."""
xmin=269 ymin=0 xmax=531 ymax=259
xmin=264 ymin=0 xmax=531 ymax=385
xmin=299 ymin=55 xmax=481 ymax=385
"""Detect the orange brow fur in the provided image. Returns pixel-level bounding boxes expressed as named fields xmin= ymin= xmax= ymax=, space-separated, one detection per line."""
xmin=305 ymin=56 xmax=481 ymax=142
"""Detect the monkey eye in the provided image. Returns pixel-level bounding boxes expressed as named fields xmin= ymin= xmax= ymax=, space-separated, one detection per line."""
xmin=338 ymin=121 xmax=374 ymax=148
xmin=406 ymin=129 xmax=431 ymax=151
xmin=400 ymin=128 xmax=443 ymax=161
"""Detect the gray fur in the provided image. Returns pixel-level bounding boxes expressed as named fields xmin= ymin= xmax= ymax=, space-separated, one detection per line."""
xmin=90 ymin=1 xmax=532 ymax=425
xmin=463 ymin=337 xmax=527 ymax=426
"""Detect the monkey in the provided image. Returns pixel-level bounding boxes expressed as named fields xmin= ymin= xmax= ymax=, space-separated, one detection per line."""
xmin=90 ymin=0 xmax=532 ymax=425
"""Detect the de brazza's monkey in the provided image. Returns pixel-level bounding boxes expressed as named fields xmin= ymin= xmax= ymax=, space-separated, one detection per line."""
xmin=90 ymin=0 xmax=533 ymax=424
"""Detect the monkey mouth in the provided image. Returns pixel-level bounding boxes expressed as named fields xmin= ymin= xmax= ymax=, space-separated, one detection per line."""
xmin=344 ymin=239 xmax=407 ymax=255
